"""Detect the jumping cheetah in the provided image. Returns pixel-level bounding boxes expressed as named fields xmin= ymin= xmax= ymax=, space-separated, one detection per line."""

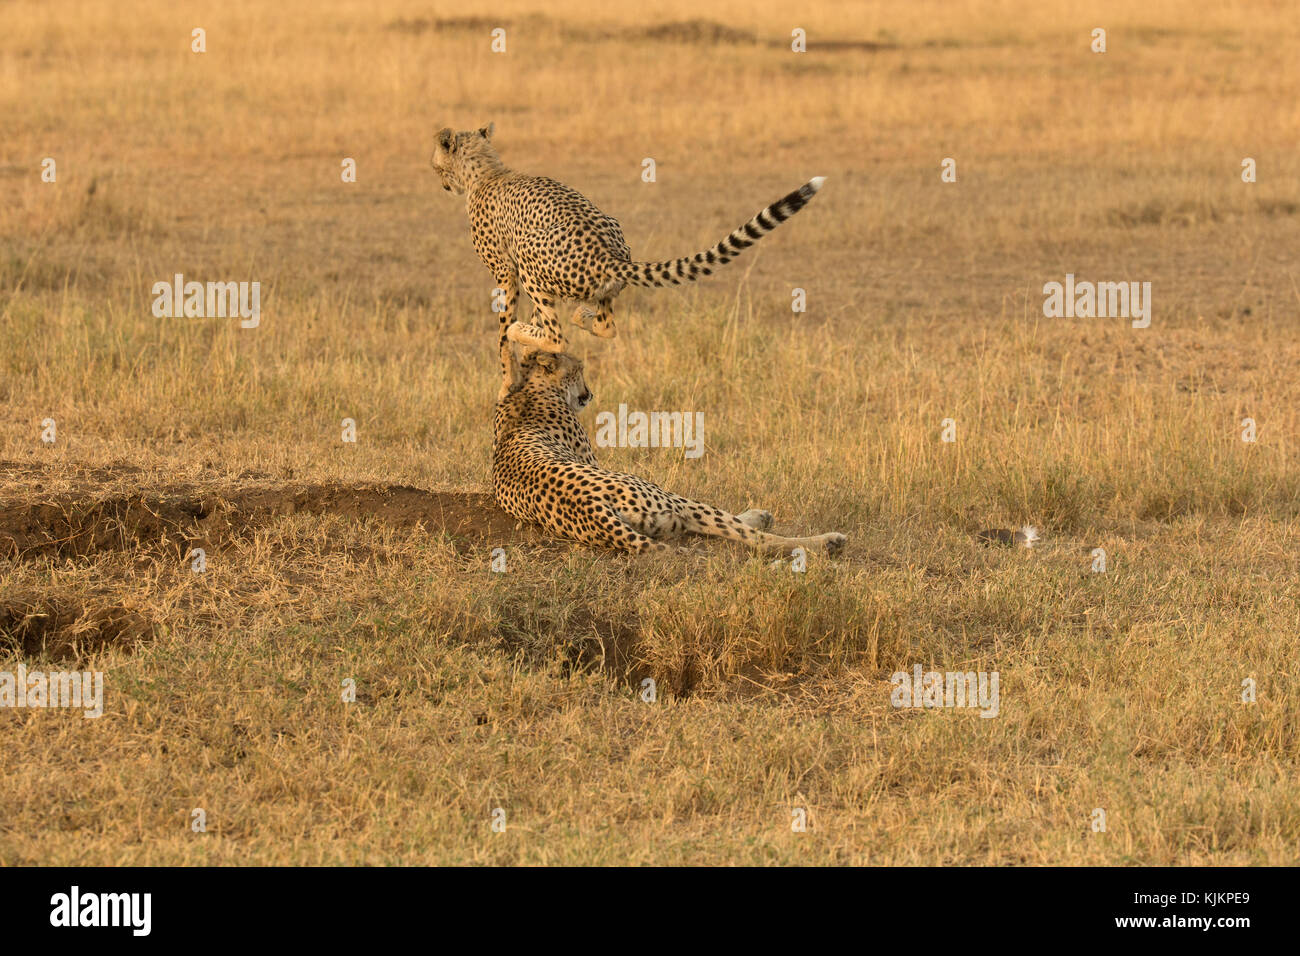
xmin=492 ymin=345 xmax=847 ymax=556
xmin=431 ymin=124 xmax=825 ymax=393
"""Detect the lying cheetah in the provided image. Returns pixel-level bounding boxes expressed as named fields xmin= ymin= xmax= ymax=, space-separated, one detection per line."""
xmin=492 ymin=346 xmax=847 ymax=556
xmin=431 ymin=123 xmax=825 ymax=392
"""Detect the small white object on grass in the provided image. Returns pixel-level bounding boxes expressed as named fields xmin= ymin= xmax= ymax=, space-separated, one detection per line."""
xmin=1015 ymin=526 xmax=1040 ymax=549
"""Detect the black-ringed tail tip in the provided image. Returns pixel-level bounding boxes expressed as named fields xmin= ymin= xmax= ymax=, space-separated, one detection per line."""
xmin=611 ymin=174 xmax=829 ymax=288
xmin=977 ymin=526 xmax=1041 ymax=549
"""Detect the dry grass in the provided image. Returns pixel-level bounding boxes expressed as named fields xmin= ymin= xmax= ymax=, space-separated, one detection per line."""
xmin=1 ymin=0 xmax=1298 ymax=864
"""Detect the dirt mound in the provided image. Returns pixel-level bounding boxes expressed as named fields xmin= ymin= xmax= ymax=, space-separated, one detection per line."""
xmin=0 ymin=595 xmax=154 ymax=660
xmin=388 ymin=15 xmax=507 ymax=35
xmin=0 ymin=472 xmax=546 ymax=561
xmin=386 ymin=16 xmax=803 ymax=47
xmin=632 ymin=19 xmax=757 ymax=44
xmin=810 ymin=38 xmax=899 ymax=51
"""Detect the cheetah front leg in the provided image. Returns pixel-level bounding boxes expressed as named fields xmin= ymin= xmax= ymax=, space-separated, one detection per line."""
xmin=495 ymin=273 xmax=521 ymax=400
xmin=506 ymin=274 xmax=568 ymax=354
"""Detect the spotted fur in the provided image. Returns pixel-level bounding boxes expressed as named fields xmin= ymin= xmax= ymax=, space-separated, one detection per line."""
xmin=432 ymin=123 xmax=825 ymax=393
xmin=492 ymin=347 xmax=847 ymax=556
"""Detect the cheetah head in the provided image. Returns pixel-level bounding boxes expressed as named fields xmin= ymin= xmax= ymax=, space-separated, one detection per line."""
xmin=519 ymin=349 xmax=593 ymax=412
xmin=430 ymin=123 xmax=499 ymax=194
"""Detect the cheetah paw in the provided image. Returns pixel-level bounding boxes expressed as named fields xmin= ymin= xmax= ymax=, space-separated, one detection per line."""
xmin=506 ymin=322 xmax=566 ymax=353
xmin=822 ymin=533 xmax=847 ymax=557
xmin=737 ymin=509 xmax=774 ymax=531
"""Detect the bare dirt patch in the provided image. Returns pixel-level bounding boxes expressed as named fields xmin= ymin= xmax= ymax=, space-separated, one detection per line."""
xmin=0 ymin=594 xmax=154 ymax=660
xmin=387 ymin=15 xmax=756 ymax=44
xmin=0 ymin=464 xmax=548 ymax=561
xmin=385 ymin=15 xmax=892 ymax=50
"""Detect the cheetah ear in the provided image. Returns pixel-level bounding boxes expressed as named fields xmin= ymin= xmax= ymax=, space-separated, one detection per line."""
xmin=436 ymin=128 xmax=454 ymax=151
xmin=478 ymin=122 xmax=495 ymax=140
xmin=534 ymin=351 xmax=558 ymax=371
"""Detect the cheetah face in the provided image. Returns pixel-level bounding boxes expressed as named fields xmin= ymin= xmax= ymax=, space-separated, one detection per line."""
xmin=431 ymin=123 xmax=496 ymax=194
xmin=570 ymin=374 xmax=594 ymax=412
xmin=522 ymin=350 xmax=593 ymax=412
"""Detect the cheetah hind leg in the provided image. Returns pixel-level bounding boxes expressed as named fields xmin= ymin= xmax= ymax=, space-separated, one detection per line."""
xmin=684 ymin=502 xmax=845 ymax=556
xmin=570 ymin=305 xmax=595 ymax=332
xmin=590 ymin=299 xmax=616 ymax=339
xmin=625 ymin=509 xmax=710 ymax=555
xmin=587 ymin=505 xmax=672 ymax=554
xmin=570 ymin=302 xmax=616 ymax=339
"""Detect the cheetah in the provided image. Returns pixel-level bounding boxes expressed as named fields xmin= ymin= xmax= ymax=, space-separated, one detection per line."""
xmin=431 ymin=123 xmax=826 ymax=394
xmin=492 ymin=345 xmax=847 ymax=557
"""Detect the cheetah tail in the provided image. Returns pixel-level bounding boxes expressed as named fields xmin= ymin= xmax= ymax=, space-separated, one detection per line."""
xmin=611 ymin=177 xmax=826 ymax=288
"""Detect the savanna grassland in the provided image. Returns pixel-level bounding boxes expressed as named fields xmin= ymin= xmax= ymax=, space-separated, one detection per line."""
xmin=1 ymin=0 xmax=1298 ymax=865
